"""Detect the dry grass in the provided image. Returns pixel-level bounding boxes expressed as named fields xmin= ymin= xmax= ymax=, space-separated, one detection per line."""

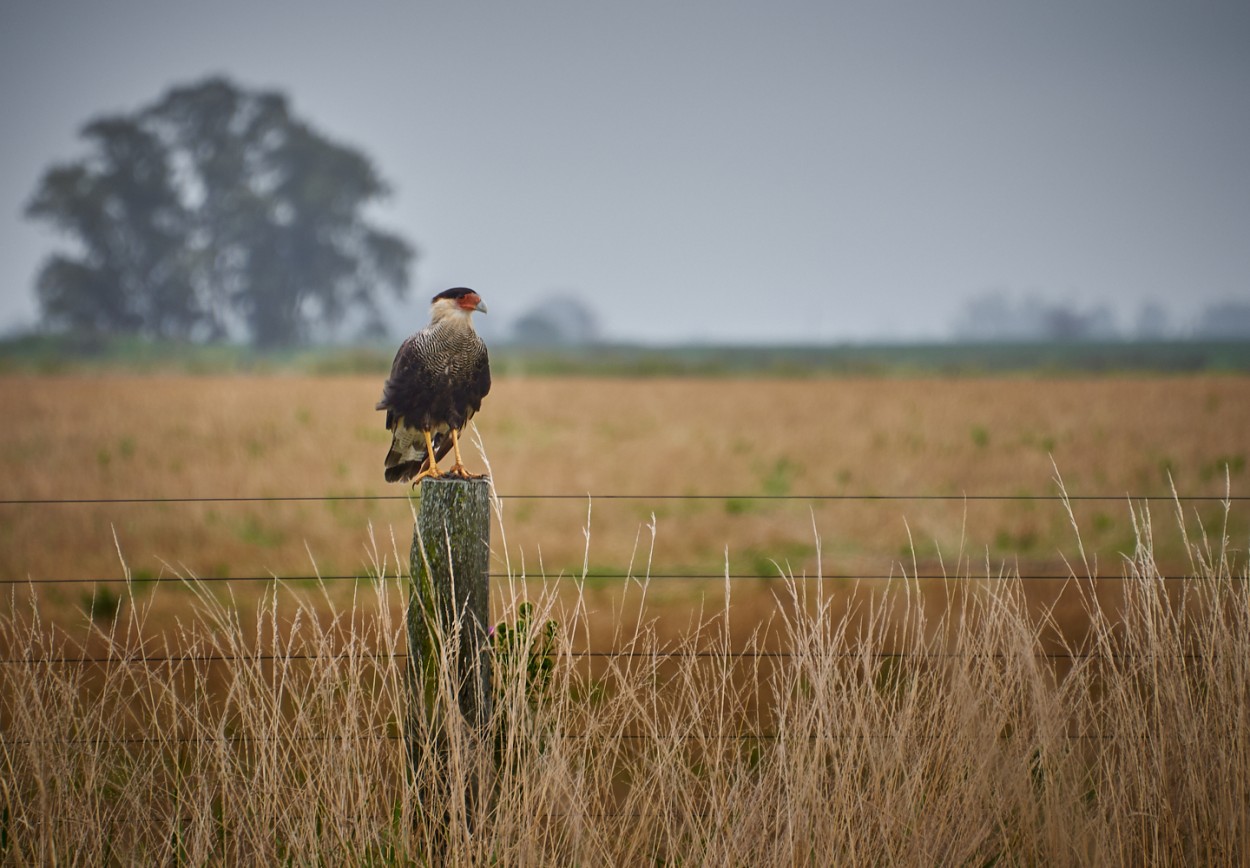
xmin=2 ymin=485 xmax=1248 ymax=863
xmin=2 ymin=373 xmax=1249 ymax=860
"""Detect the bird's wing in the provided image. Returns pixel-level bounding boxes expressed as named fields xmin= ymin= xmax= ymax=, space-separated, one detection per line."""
xmin=376 ymin=332 xmax=437 ymax=430
xmin=469 ymin=342 xmax=491 ymax=409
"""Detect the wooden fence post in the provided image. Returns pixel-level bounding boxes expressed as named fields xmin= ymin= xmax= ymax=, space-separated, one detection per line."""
xmin=406 ymin=477 xmax=492 ymax=825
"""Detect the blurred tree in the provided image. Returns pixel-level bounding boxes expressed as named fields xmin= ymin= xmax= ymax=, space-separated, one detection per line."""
xmin=512 ymin=292 xmax=601 ymax=345
xmin=26 ymin=77 xmax=414 ymax=346
xmin=26 ymin=117 xmax=193 ymax=336
xmin=1195 ymin=302 xmax=1250 ymax=339
xmin=952 ymin=289 xmax=1119 ymax=343
xmin=1133 ymin=301 xmax=1171 ymax=340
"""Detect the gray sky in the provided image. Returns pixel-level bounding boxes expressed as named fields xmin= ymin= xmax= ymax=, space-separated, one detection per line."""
xmin=2 ymin=0 xmax=1248 ymax=342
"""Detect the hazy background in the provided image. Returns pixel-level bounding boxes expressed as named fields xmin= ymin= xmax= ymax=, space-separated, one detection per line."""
xmin=2 ymin=0 xmax=1248 ymax=344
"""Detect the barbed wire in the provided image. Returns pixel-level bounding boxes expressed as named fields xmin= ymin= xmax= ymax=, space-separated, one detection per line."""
xmin=0 ymin=492 xmax=1241 ymax=506
xmin=1 ymin=491 xmax=1237 ymax=670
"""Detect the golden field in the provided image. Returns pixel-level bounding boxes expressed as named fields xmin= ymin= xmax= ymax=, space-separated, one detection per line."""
xmin=4 ymin=372 xmax=1250 ymax=862
xmin=0 ymin=373 xmax=1247 ymax=633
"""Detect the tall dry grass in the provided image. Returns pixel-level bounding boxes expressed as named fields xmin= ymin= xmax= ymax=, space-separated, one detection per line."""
xmin=2 ymin=487 xmax=1247 ymax=864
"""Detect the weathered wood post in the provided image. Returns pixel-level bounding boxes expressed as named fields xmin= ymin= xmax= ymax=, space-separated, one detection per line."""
xmin=406 ymin=476 xmax=492 ymax=827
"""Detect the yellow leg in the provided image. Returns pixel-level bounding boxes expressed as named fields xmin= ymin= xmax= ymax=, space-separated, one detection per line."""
xmin=447 ymin=429 xmax=470 ymax=478
xmin=411 ymin=430 xmax=442 ymax=485
xmin=447 ymin=429 xmax=488 ymax=479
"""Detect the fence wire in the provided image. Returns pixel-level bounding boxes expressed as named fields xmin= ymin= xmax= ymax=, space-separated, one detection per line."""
xmin=1 ymin=490 xmax=1239 ymax=670
xmin=0 ymin=492 xmax=1242 ymax=506
xmin=0 ymin=572 xmax=1205 ymax=586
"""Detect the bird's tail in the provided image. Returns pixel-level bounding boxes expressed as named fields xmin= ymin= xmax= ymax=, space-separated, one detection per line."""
xmin=383 ymin=439 xmax=428 ymax=484
xmin=382 ymin=431 xmax=447 ymax=484
xmin=385 ymin=459 xmax=425 ymax=484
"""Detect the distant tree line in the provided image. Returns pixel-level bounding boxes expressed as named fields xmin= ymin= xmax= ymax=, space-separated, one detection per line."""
xmin=25 ymin=76 xmax=413 ymax=347
xmin=953 ymin=289 xmax=1250 ymax=342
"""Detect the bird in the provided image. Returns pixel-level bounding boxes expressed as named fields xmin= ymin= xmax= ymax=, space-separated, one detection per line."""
xmin=376 ymin=287 xmax=491 ymax=484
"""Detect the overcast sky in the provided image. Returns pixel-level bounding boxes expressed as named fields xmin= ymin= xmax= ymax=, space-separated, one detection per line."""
xmin=2 ymin=0 xmax=1248 ymax=343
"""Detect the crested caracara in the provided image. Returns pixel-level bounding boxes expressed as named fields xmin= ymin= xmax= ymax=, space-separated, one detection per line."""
xmin=376 ymin=287 xmax=491 ymax=484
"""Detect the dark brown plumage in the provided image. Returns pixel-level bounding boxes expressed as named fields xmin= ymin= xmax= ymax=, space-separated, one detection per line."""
xmin=376 ymin=287 xmax=491 ymax=483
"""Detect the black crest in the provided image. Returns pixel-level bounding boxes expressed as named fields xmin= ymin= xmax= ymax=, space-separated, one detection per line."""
xmin=431 ymin=287 xmax=477 ymax=303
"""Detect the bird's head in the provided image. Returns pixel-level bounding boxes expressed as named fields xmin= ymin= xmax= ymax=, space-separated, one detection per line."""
xmin=429 ymin=287 xmax=488 ymax=324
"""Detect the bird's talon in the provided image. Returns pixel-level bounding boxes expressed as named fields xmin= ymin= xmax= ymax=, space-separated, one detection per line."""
xmin=411 ymin=467 xmax=441 ymax=485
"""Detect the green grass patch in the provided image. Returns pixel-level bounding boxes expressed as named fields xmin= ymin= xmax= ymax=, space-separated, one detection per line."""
xmin=5 ymin=332 xmax=1250 ymax=376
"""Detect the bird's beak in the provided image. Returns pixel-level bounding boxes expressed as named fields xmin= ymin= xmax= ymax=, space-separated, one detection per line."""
xmin=475 ymin=301 xmax=488 ymax=314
